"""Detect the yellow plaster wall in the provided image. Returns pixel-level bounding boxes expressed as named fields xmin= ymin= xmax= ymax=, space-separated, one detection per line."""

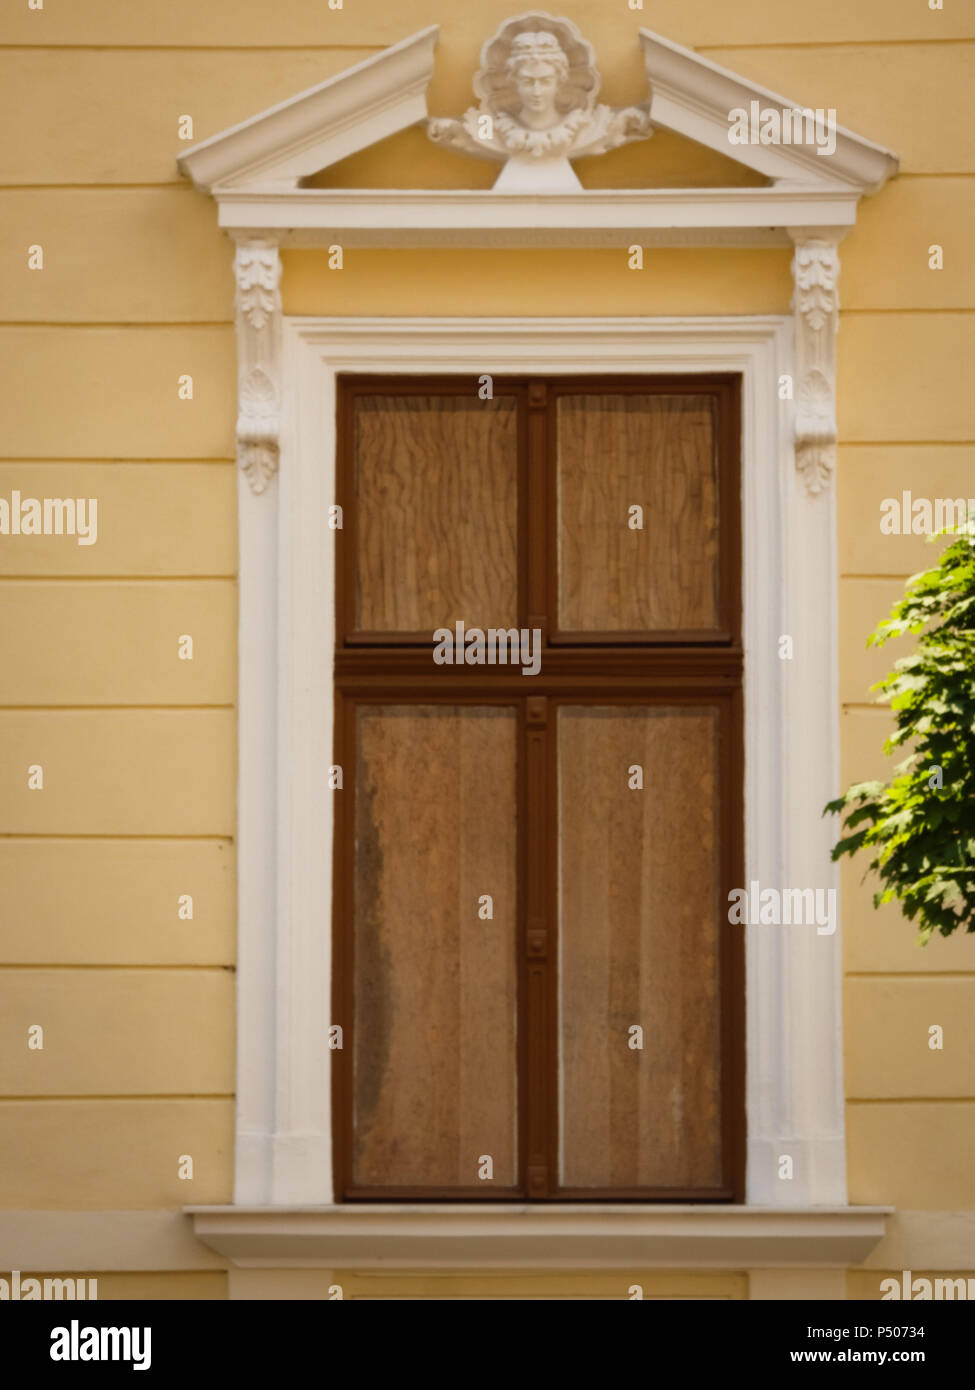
xmin=1 ymin=0 xmax=971 ymax=1298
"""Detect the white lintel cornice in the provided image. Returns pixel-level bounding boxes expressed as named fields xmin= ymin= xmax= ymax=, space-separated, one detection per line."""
xmin=178 ymin=25 xmax=439 ymax=192
xmin=212 ymin=186 xmax=863 ymax=251
xmin=639 ymin=28 xmax=898 ymax=193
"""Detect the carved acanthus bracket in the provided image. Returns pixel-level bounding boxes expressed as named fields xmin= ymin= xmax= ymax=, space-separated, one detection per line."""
xmin=234 ymin=240 xmax=282 ymax=494
xmin=789 ymin=234 xmax=840 ymax=496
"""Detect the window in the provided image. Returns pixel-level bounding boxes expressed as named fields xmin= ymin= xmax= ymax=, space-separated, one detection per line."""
xmin=332 ymin=374 xmax=744 ymax=1201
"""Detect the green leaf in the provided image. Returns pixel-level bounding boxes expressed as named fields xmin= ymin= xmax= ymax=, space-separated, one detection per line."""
xmin=827 ymin=531 xmax=975 ymax=943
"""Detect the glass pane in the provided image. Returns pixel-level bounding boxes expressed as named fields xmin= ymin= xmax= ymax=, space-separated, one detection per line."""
xmin=557 ymin=393 xmax=720 ymax=633
xmin=558 ymin=705 xmax=723 ymax=1190
xmin=353 ymin=705 xmax=518 ymax=1189
xmin=354 ymin=394 xmax=518 ymax=633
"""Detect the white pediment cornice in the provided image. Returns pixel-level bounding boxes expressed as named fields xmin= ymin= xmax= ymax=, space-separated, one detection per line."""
xmin=211 ymin=187 xmax=865 ymax=250
xmin=639 ymin=29 xmax=897 ymax=194
xmin=178 ymin=25 xmax=440 ymax=192
xmin=178 ymin=19 xmax=897 ymax=211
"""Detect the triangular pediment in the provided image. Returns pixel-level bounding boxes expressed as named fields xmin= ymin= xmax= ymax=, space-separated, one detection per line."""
xmin=178 ymin=20 xmax=897 ymax=197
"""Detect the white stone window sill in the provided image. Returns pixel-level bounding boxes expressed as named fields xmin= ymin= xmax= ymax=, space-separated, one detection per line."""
xmin=187 ymin=1204 xmax=891 ymax=1269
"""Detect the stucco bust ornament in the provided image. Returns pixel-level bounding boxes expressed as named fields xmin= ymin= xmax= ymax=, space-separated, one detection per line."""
xmin=427 ymin=13 xmax=654 ymax=191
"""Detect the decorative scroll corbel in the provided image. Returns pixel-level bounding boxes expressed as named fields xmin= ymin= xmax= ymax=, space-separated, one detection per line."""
xmin=789 ymin=234 xmax=841 ymax=496
xmin=234 ymin=239 xmax=282 ymax=494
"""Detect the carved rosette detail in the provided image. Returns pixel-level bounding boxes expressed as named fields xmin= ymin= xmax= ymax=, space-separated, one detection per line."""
xmin=234 ymin=241 xmax=282 ymax=493
xmin=791 ymin=237 xmax=840 ymax=496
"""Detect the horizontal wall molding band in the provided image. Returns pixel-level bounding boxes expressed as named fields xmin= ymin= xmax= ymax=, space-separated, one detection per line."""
xmin=860 ymin=1212 xmax=975 ymax=1271
xmin=0 ymin=1211 xmax=227 ymax=1272
xmin=188 ymin=1204 xmax=891 ymax=1270
xmin=10 ymin=1207 xmax=975 ymax=1274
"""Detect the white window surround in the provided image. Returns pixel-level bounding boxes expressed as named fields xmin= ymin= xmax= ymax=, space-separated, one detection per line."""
xmin=187 ymin=312 xmax=891 ymax=1267
xmin=178 ymin=20 xmax=899 ymax=1268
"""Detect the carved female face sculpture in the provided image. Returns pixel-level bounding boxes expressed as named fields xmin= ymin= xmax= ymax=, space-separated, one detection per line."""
xmin=426 ymin=14 xmax=653 ymax=191
xmin=513 ymin=59 xmax=560 ymax=126
xmin=507 ymin=32 xmax=570 ymax=130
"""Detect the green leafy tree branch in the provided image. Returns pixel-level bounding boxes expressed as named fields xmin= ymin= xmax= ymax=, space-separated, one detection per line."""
xmin=825 ymin=528 xmax=975 ymax=944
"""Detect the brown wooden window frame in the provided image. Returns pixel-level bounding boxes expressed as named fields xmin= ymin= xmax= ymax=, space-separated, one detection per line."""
xmin=332 ymin=372 xmax=745 ymax=1203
